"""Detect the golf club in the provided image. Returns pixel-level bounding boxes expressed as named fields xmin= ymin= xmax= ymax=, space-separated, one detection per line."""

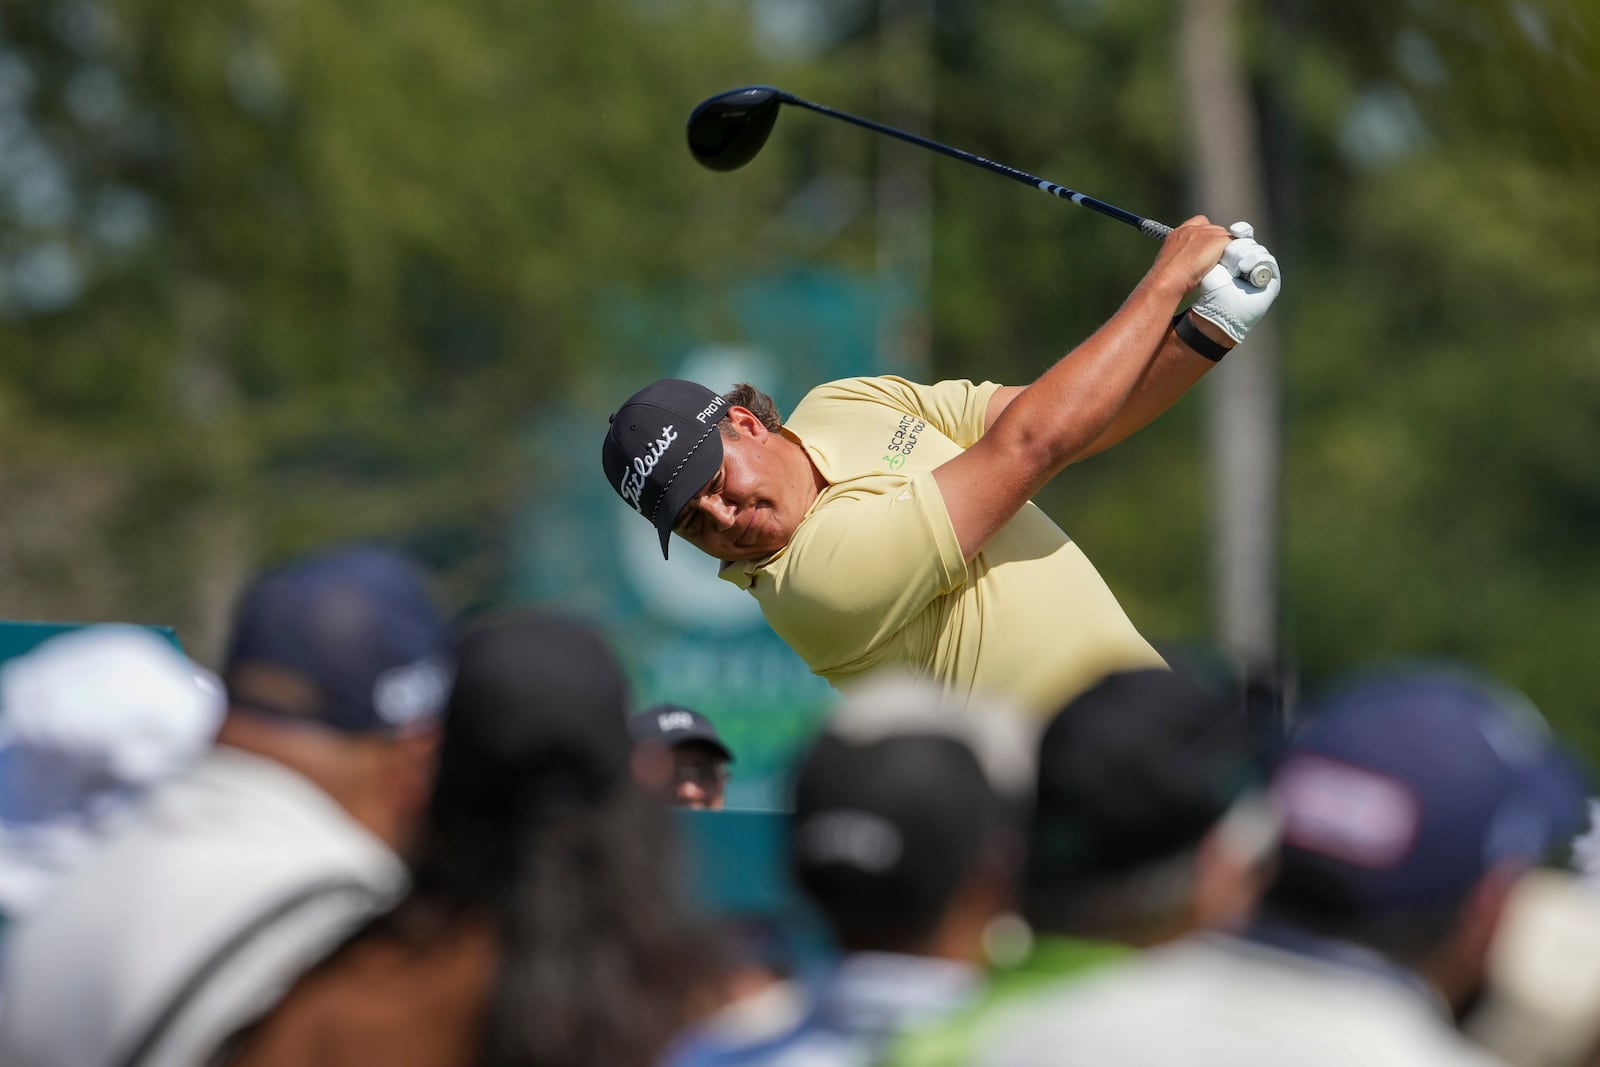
xmin=686 ymin=85 xmax=1275 ymax=288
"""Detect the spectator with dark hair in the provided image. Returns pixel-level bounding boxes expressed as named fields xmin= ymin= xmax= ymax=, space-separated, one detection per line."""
xmin=630 ymin=704 xmax=735 ymax=810
xmin=973 ymin=665 xmax=1590 ymax=1067
xmin=0 ymin=545 xmax=452 ymax=1067
xmin=224 ymin=609 xmax=722 ymax=1067
xmin=666 ymin=673 xmax=1034 ymax=1067
xmin=890 ymin=667 xmax=1276 ymax=1067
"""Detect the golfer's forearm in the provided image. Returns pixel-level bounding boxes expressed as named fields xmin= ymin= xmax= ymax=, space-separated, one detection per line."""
xmin=988 ymin=272 xmax=1192 ymax=475
xmin=1077 ymin=318 xmax=1229 ymax=460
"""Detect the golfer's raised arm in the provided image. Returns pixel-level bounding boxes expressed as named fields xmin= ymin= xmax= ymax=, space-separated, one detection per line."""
xmin=936 ymin=218 xmax=1235 ymax=563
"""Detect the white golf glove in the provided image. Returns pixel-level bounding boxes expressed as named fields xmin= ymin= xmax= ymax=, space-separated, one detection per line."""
xmin=1189 ymin=221 xmax=1282 ymax=344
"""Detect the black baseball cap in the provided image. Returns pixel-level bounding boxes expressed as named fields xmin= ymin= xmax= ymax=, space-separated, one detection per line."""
xmin=1027 ymin=668 xmax=1262 ymax=889
xmin=418 ymin=609 xmax=635 ymax=905
xmin=435 ymin=610 xmax=634 ymax=816
xmin=601 ymin=379 xmax=729 ymax=558
xmin=789 ymin=675 xmax=1033 ymax=948
xmin=629 ymin=704 xmax=734 ymax=762
xmin=223 ymin=544 xmax=453 ymax=735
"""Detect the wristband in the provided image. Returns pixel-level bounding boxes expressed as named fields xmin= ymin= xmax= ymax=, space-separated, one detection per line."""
xmin=1171 ymin=311 xmax=1232 ymax=363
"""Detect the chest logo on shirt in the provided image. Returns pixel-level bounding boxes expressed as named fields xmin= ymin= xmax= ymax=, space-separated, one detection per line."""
xmin=881 ymin=415 xmax=927 ymax=470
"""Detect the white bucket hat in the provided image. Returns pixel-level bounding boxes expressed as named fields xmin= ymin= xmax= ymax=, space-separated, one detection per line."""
xmin=0 ymin=625 xmax=224 ymax=917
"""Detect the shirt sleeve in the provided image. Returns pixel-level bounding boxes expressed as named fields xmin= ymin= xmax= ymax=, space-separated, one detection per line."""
xmin=812 ymin=376 xmax=1001 ymax=449
xmin=754 ymin=470 xmax=968 ymax=674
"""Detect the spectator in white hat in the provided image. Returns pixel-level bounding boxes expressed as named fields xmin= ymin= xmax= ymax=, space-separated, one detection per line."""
xmin=0 ymin=625 xmax=223 ymax=939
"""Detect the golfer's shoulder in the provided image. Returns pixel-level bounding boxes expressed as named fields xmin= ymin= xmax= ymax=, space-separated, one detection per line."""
xmin=792 ymin=375 xmax=950 ymax=420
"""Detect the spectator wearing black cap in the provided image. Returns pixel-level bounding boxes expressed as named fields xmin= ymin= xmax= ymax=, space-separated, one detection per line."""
xmin=224 ymin=609 xmax=722 ymax=1067
xmin=630 ymin=704 xmax=735 ymax=810
xmin=974 ymin=664 xmax=1590 ymax=1067
xmin=0 ymin=545 xmax=452 ymax=1067
xmin=665 ymin=673 xmax=1034 ymax=1067
xmin=889 ymin=667 xmax=1277 ymax=1067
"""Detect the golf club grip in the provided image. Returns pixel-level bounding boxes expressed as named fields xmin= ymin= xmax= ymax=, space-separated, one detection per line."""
xmin=1109 ymin=216 xmax=1277 ymax=287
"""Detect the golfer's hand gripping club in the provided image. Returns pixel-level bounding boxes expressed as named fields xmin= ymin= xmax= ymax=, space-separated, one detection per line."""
xmin=1219 ymin=221 xmax=1278 ymax=289
xmin=1189 ymin=222 xmax=1282 ymax=345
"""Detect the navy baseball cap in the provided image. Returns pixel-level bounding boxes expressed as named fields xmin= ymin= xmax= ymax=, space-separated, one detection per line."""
xmin=601 ymin=379 xmax=728 ymax=558
xmin=1270 ymin=665 xmax=1590 ymax=915
xmin=223 ymin=545 xmax=453 ymax=735
xmin=629 ymin=704 xmax=734 ymax=762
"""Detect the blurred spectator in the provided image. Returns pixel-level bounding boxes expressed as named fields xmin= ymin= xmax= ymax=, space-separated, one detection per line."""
xmin=0 ymin=545 xmax=451 ymax=1067
xmin=973 ymin=665 xmax=1589 ymax=1067
xmin=630 ymin=703 xmax=734 ymax=810
xmin=891 ymin=667 xmax=1276 ymax=1067
xmin=223 ymin=608 xmax=722 ymax=1067
xmin=1465 ymin=868 xmax=1600 ymax=1067
xmin=0 ymin=626 xmax=223 ymax=947
xmin=665 ymin=673 xmax=1034 ymax=1067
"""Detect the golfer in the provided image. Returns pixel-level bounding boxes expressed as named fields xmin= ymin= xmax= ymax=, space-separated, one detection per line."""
xmin=602 ymin=217 xmax=1281 ymax=713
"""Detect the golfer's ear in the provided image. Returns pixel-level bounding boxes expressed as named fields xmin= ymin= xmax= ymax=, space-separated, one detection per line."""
xmin=726 ymin=405 xmax=763 ymax=438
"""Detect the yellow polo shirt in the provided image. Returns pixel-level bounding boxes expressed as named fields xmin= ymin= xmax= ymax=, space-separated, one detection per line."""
xmin=719 ymin=376 xmax=1165 ymax=716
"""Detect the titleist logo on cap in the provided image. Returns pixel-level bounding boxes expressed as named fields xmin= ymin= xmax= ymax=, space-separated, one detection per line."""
xmin=618 ymin=425 xmax=678 ymax=513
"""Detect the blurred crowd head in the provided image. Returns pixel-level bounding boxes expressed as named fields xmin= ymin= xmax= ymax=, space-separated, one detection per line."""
xmin=4 ymin=546 xmax=1600 ymax=1067
xmin=788 ymin=673 xmax=1033 ymax=956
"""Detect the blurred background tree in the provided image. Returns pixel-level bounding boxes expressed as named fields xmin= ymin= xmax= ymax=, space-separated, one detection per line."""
xmin=0 ymin=0 xmax=1595 ymax=758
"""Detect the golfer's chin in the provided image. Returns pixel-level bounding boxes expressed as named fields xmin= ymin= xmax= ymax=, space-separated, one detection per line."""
xmin=690 ymin=518 xmax=792 ymax=564
xmin=716 ymin=537 xmax=786 ymax=564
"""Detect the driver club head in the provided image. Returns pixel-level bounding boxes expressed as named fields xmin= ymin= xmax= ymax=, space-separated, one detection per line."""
xmin=686 ymin=86 xmax=787 ymax=172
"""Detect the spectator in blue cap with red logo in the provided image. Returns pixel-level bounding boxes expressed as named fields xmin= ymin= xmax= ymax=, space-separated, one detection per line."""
xmin=969 ymin=663 xmax=1590 ymax=1067
xmin=0 ymin=544 xmax=453 ymax=1067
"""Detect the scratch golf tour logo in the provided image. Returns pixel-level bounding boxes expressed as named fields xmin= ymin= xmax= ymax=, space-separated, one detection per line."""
xmin=882 ymin=414 xmax=926 ymax=471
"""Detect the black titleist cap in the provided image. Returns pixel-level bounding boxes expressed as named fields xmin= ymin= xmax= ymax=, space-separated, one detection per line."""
xmin=601 ymin=379 xmax=728 ymax=558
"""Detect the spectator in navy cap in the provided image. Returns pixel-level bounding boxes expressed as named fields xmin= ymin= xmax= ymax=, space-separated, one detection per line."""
xmin=968 ymin=662 xmax=1590 ymax=1067
xmin=630 ymin=704 xmax=735 ymax=810
xmin=0 ymin=543 xmax=453 ymax=1067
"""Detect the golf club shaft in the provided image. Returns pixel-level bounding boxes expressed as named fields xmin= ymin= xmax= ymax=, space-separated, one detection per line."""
xmin=780 ymin=93 xmax=1173 ymax=241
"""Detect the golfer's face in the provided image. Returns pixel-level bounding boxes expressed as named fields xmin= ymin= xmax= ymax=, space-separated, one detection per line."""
xmin=673 ymin=423 xmax=798 ymax=562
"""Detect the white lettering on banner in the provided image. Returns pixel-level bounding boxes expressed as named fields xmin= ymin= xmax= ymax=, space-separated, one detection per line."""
xmin=619 ymin=425 xmax=678 ymax=512
xmin=658 ymin=710 xmax=695 ymax=732
xmin=695 ymin=397 xmax=726 ymax=424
